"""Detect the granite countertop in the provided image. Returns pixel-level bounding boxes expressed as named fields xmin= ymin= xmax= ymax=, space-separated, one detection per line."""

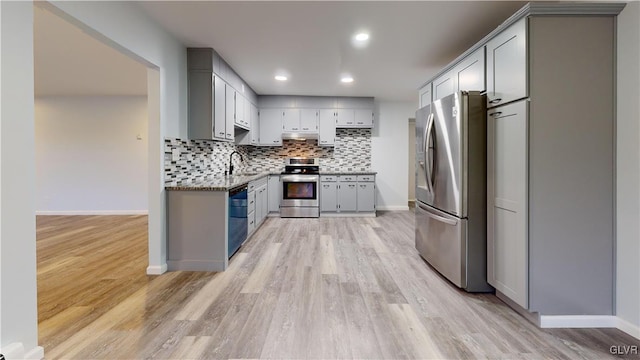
xmin=166 ymin=170 xmax=376 ymax=191
xmin=165 ymin=172 xmax=275 ymax=191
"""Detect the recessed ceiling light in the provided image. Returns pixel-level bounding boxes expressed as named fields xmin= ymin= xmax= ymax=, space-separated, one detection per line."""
xmin=341 ymin=76 xmax=354 ymax=83
xmin=275 ymin=75 xmax=288 ymax=81
xmin=355 ymin=33 xmax=369 ymax=42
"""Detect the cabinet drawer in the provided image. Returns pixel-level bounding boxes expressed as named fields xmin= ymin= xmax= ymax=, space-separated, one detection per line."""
xmin=248 ymin=191 xmax=256 ymax=213
xmin=338 ymin=175 xmax=356 ymax=182
xmin=321 ymin=175 xmax=337 ymax=182
xmin=357 ymin=175 xmax=375 ymax=182
xmin=248 ymin=210 xmax=256 ymax=234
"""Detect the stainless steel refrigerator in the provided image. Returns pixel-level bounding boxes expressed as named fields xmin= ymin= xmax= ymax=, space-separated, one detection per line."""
xmin=415 ymin=91 xmax=492 ymax=292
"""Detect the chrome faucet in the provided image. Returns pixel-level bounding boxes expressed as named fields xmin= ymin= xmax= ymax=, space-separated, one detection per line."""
xmin=228 ymin=151 xmax=243 ymax=176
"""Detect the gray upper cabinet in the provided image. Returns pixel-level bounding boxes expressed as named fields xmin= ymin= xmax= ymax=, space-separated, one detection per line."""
xmin=225 ymin=84 xmax=235 ymax=140
xmin=455 ymin=47 xmax=485 ymax=92
xmin=354 ymin=109 xmax=374 ymax=127
xmin=433 ymin=70 xmax=455 ymax=101
xmin=259 ymin=108 xmax=283 ymax=146
xmin=214 ymin=76 xmax=230 ymax=140
xmin=486 ymin=17 xmax=527 ymax=108
xmin=419 ymin=83 xmax=432 ymax=109
xmin=188 ymin=48 xmax=256 ymax=142
xmin=318 ymin=109 xmax=336 ymax=146
xmin=282 ymin=109 xmax=302 ymax=132
xmin=300 ymin=109 xmax=319 ymax=132
xmin=249 ymin=103 xmax=259 ymax=145
xmin=335 ymin=109 xmax=355 ymax=127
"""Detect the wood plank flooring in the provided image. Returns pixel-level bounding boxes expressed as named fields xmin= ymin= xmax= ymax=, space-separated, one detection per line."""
xmin=37 ymin=212 xmax=639 ymax=359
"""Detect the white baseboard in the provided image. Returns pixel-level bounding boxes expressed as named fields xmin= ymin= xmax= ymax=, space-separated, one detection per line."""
xmin=146 ymin=263 xmax=167 ymax=275
xmin=320 ymin=212 xmax=376 ymax=218
xmin=36 ymin=210 xmax=148 ymax=215
xmin=539 ymin=315 xmax=640 ymax=340
xmin=539 ymin=315 xmax=618 ymax=328
xmin=376 ymin=205 xmax=410 ymax=211
xmin=25 ymin=346 xmax=44 ymax=360
xmin=617 ymin=317 xmax=640 ymax=339
xmin=1 ymin=343 xmax=24 ymax=360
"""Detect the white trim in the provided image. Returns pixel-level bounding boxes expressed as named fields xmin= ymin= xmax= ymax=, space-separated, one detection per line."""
xmin=24 ymin=346 xmax=44 ymax=360
xmin=539 ymin=315 xmax=617 ymax=328
xmin=0 ymin=343 xmax=24 ymax=359
xmin=376 ymin=205 xmax=410 ymax=211
xmin=35 ymin=210 xmax=148 ymax=216
xmin=320 ymin=212 xmax=377 ymax=218
xmin=617 ymin=317 xmax=640 ymax=340
xmin=146 ymin=263 xmax=167 ymax=275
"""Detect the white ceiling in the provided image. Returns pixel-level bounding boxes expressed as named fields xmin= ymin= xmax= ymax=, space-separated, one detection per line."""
xmin=34 ymin=1 xmax=529 ymax=101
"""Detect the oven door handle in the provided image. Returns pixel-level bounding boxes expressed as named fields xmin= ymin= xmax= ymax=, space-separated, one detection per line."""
xmin=281 ymin=175 xmax=320 ymax=182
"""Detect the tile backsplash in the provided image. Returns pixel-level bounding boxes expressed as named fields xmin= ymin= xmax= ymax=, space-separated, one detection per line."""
xmin=164 ymin=128 xmax=371 ymax=185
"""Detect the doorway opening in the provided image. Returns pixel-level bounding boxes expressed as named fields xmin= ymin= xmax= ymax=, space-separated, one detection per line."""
xmin=33 ymin=6 xmax=159 ymax=352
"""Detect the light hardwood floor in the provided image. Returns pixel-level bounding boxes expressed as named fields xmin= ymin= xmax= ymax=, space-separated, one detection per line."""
xmin=37 ymin=212 xmax=639 ymax=359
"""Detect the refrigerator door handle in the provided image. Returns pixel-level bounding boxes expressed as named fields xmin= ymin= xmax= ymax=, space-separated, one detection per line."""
xmin=417 ymin=202 xmax=458 ymax=226
xmin=425 ymin=113 xmax=436 ymax=193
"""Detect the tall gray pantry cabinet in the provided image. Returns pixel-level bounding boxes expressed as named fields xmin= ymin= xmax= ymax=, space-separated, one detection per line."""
xmin=418 ymin=2 xmax=624 ymax=321
xmin=485 ymin=8 xmax=620 ymax=317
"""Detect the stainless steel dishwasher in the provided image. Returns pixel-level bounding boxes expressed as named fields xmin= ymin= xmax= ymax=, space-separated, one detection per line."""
xmin=228 ymin=184 xmax=248 ymax=258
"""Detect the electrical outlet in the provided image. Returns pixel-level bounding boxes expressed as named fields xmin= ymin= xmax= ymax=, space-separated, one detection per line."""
xmin=172 ymin=148 xmax=181 ymax=161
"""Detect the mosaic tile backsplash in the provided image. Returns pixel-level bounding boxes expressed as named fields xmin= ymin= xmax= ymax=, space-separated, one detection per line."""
xmin=165 ymin=129 xmax=371 ymax=185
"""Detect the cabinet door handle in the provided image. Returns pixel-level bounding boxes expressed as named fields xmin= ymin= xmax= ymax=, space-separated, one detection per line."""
xmin=219 ymin=132 xmax=225 ymax=135
xmin=489 ymin=98 xmax=502 ymax=104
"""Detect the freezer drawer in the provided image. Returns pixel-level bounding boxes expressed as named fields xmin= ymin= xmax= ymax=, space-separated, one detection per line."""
xmin=415 ymin=202 xmax=466 ymax=288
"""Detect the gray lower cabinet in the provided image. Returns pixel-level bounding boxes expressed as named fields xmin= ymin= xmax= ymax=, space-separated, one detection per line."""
xmin=356 ymin=175 xmax=376 ymax=213
xmin=320 ymin=174 xmax=376 ymax=215
xmin=337 ymin=177 xmax=357 ymax=212
xmin=166 ymin=190 xmax=229 ymax=271
xmin=249 ymin=178 xmax=268 ymax=236
xmin=267 ymin=175 xmax=280 ymax=214
xmin=247 ymin=189 xmax=256 ymax=235
xmin=320 ymin=177 xmax=337 ymax=212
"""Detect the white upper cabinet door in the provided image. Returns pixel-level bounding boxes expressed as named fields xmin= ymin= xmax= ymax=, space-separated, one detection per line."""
xmin=250 ymin=103 xmax=259 ymax=145
xmin=213 ymin=76 xmax=227 ymax=140
xmin=259 ymin=108 xmax=283 ymax=146
xmin=300 ymin=109 xmax=319 ymax=132
xmin=318 ymin=109 xmax=336 ymax=146
xmin=244 ymin=97 xmax=251 ymax=129
xmin=456 ymin=47 xmax=485 ymax=92
xmin=354 ymin=109 xmax=374 ymax=128
xmin=235 ymin=92 xmax=244 ymax=127
xmin=433 ymin=70 xmax=455 ymax=101
xmin=335 ymin=109 xmax=355 ymax=127
xmin=282 ymin=109 xmax=301 ymax=132
xmin=486 ymin=17 xmax=527 ymax=108
xmin=419 ymin=83 xmax=432 ymax=108
xmin=225 ymin=83 xmax=235 ymax=140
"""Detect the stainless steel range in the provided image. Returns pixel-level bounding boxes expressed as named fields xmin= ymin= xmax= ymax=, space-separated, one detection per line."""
xmin=280 ymin=158 xmax=320 ymax=218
